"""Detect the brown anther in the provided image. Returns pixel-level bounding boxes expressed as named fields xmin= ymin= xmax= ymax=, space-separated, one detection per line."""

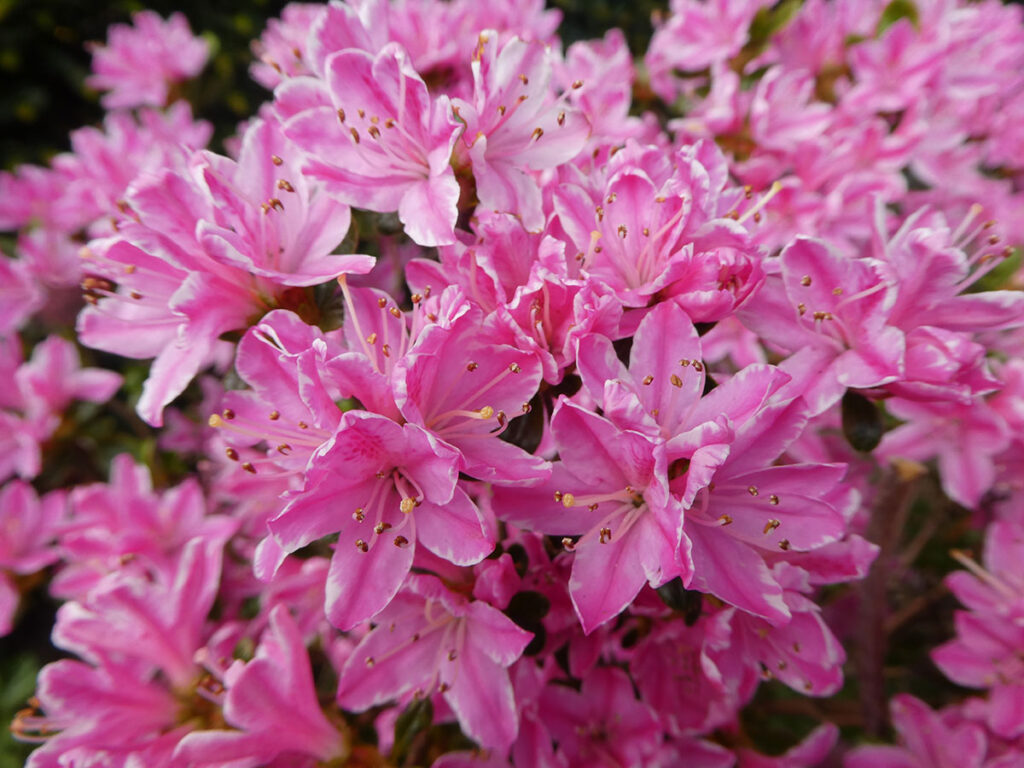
xmin=554 ymin=491 xmax=563 ymax=502
xmin=509 ymin=362 xmax=521 ymax=373
xmin=123 ymin=264 xmax=136 ymax=274
xmin=561 ymin=537 xmax=576 ymax=551
xmin=763 ymin=519 xmax=781 ymax=534
xmin=223 ymin=409 xmax=236 ymax=420
xmin=989 ymin=234 xmax=1000 ymax=245
xmin=298 ymin=421 xmax=309 ymax=429
xmin=269 ymin=410 xmax=280 ymax=420
xmin=588 ymin=503 xmax=599 ymax=511
xmin=670 ymin=374 xmax=683 ymax=388
xmin=655 ymin=196 xmax=667 ymax=203
xmin=532 ymin=127 xmax=544 ymax=141
xmin=797 ymin=303 xmax=807 ymax=316
xmin=368 ymin=125 xmax=381 ymax=139
xmin=272 ymin=154 xmax=284 ymax=165
xmin=813 ymin=311 xmax=833 ymax=321
xmin=561 ymin=493 xmax=576 ymax=508
xmin=381 ymin=344 xmax=391 ymax=357
xmin=497 ymin=411 xmax=508 ymax=427
xmin=832 ymin=287 xmax=842 ymax=295
xmin=642 ymin=374 xmax=654 ymax=385
xmin=438 ymin=682 xmax=450 ymax=693
xmin=353 ymin=508 xmax=365 ymax=522
xmin=800 ymin=275 xmax=812 ymax=286
xmin=366 ymin=332 xmax=378 ymax=344
xmin=1003 ymin=246 xmax=1014 ymax=258
xmin=744 ymin=185 xmax=753 ymax=199
xmin=394 ymin=535 xmax=409 ymax=547
xmin=769 ymin=494 xmax=779 ymax=505
xmin=448 ymin=649 xmax=458 ymax=661
xmin=617 ymin=224 xmax=628 ymax=238
xmin=365 ymin=655 xmax=375 ymax=667
xmin=129 ymin=290 xmax=143 ymax=300
xmin=225 ymin=447 xmax=239 ymax=461
xmin=466 ymin=361 xmax=479 ymax=371
xmin=521 ymin=402 xmax=531 ymax=413
xmin=376 ymin=297 xmax=388 ymax=308
xmin=375 ymin=471 xmax=387 ymax=479
xmin=242 ymin=462 xmax=257 ymax=474
xmin=519 ymin=73 xmax=528 ymax=84
xmin=370 ymin=115 xmax=379 ymax=124
xmin=411 ymin=293 xmax=422 ymax=304
xmin=693 ymin=361 xmax=704 ymax=372
xmin=642 ymin=227 xmax=650 ymax=236
xmin=385 ymin=118 xmax=396 ymax=128
xmin=571 ymin=79 xmax=583 ymax=89
xmin=497 ymin=104 xmax=507 ymax=116
xmin=355 ymin=539 xmax=369 ymax=552
xmin=719 ymin=514 xmax=733 ymax=525
xmin=374 ymin=522 xmax=392 ymax=534
xmin=748 ymin=485 xmax=759 ymax=496
xmin=350 ymin=127 xmax=361 ymax=144
xmin=778 ymin=539 xmax=791 ymax=551
xmin=277 ymin=444 xmax=292 ymax=455
xmin=357 ymin=109 xmax=366 ymax=118
xmin=596 ymin=204 xmax=605 ymax=221
xmin=680 ymin=359 xmax=691 ymax=367
xmin=389 ymin=306 xmax=402 ymax=318
xmin=599 ymin=527 xmax=612 ymax=544
xmin=557 ymin=111 xmax=566 ymax=126
xmin=277 ymin=179 xmax=295 ymax=192
xmin=752 ymin=211 xmax=762 ymax=223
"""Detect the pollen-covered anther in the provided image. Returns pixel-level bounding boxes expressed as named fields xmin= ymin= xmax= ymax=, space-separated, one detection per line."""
xmin=800 ymin=275 xmax=812 ymax=286
xmin=599 ymin=527 xmax=612 ymax=544
xmin=389 ymin=306 xmax=401 ymax=318
xmin=778 ymin=539 xmax=791 ymax=551
xmin=642 ymin=374 xmax=654 ymax=385
xmin=813 ymin=311 xmax=833 ymax=321
xmin=617 ymin=224 xmax=628 ymax=238
xmin=769 ymin=494 xmax=779 ymax=505
xmin=478 ymin=406 xmax=495 ymax=419
xmin=748 ymin=485 xmax=759 ymax=496
xmin=561 ymin=492 xmax=576 ymax=508
xmin=277 ymin=443 xmax=292 ymax=455
xmin=797 ymin=303 xmax=807 ymax=316
xmin=509 ymin=362 xmax=522 ymax=373
xmin=561 ymin=537 xmax=576 ymax=551
xmin=466 ymin=361 xmax=478 ymax=371
xmin=365 ymin=655 xmax=375 ymax=667
xmin=368 ymin=125 xmax=381 ymax=139
xmin=350 ymin=127 xmax=361 ymax=144
xmin=374 ymin=522 xmax=392 ymax=534
xmin=269 ymin=410 xmax=280 ymax=420
xmin=763 ymin=519 xmax=781 ymax=534
xmin=225 ymin=447 xmax=239 ymax=461
xmin=381 ymin=344 xmax=391 ymax=358
xmin=571 ymin=79 xmax=583 ymax=89
xmin=276 ymin=179 xmax=295 ymax=192
xmin=271 ymin=154 xmax=284 ymax=165
xmin=557 ymin=111 xmax=566 ymax=126
xmin=241 ymin=462 xmax=257 ymax=474
xmin=355 ymin=539 xmax=369 ymax=552
xmin=394 ymin=535 xmax=409 ymax=548
xmin=366 ymin=332 xmax=377 ymax=344
xmin=692 ymin=361 xmax=704 ymax=372
xmin=680 ymin=359 xmax=691 ymax=367
xmin=832 ymin=287 xmax=843 ymax=295
xmin=718 ymin=514 xmax=733 ymax=525
xmin=337 ymin=109 xmax=346 ymax=123
xmin=670 ymin=374 xmax=683 ymax=388
xmin=400 ymin=497 xmax=416 ymax=514
xmin=532 ymin=127 xmax=544 ymax=141
xmin=353 ymin=508 xmax=365 ymax=522
xmin=554 ymin=491 xmax=563 ymax=502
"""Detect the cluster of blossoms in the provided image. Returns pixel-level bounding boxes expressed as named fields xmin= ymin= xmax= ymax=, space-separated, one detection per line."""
xmin=3 ymin=0 xmax=1024 ymax=765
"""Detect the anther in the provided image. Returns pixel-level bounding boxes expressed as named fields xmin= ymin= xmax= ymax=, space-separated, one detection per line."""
xmin=800 ymin=275 xmax=812 ymax=286
xmin=400 ymin=497 xmax=416 ymax=514
xmin=519 ymin=73 xmax=528 ymax=84
xmin=357 ymin=109 xmax=365 ymax=118
xmin=561 ymin=493 xmax=576 ymax=508
xmin=571 ymin=79 xmax=583 ymax=89
xmin=365 ymin=656 xmax=375 ymax=667
xmin=642 ymin=375 xmax=654 ymax=385
xmin=381 ymin=344 xmax=391 ymax=357
xmin=561 ymin=537 xmax=576 ymax=551
xmin=242 ymin=462 xmax=257 ymax=474
xmin=389 ymin=307 xmax=402 ymax=318
xmin=797 ymin=303 xmax=807 ymax=316
xmin=448 ymin=649 xmax=458 ymax=661
xmin=272 ymin=154 xmax=284 ymax=165
xmin=599 ymin=527 xmax=612 ymax=544
xmin=509 ymin=362 xmax=521 ymax=373
xmin=763 ymin=519 xmax=780 ymax=534
xmin=617 ymin=224 xmax=628 ymax=238
xmin=277 ymin=444 xmax=292 ymax=455
xmin=223 ymin=409 xmax=236 ymax=420
xmin=366 ymin=333 xmax=377 ymax=344
xmin=670 ymin=374 xmax=683 ymax=388
xmin=748 ymin=486 xmax=759 ymax=496
xmin=368 ymin=125 xmax=381 ymax=139
xmin=225 ymin=448 xmax=239 ymax=461
xmin=355 ymin=539 xmax=369 ymax=552
xmin=353 ymin=508 xmax=365 ymax=521
xmin=269 ymin=410 xmax=280 ymax=420
xmin=642 ymin=227 xmax=650 ymax=236
xmin=554 ymin=491 xmax=563 ymax=502
xmin=374 ymin=522 xmax=392 ymax=534
xmin=718 ymin=514 xmax=733 ymax=525
xmin=385 ymin=118 xmax=396 ymax=128
xmin=778 ymin=539 xmax=791 ymax=551
xmin=277 ymin=179 xmax=295 ymax=192
xmin=394 ymin=535 xmax=409 ymax=547
xmin=769 ymin=494 xmax=779 ymax=505
xmin=557 ymin=111 xmax=566 ymax=126
xmin=693 ymin=361 xmax=704 ymax=372
xmin=350 ymin=127 xmax=360 ymax=144
xmin=298 ymin=421 xmax=309 ymax=429
xmin=478 ymin=406 xmax=495 ymax=419
xmin=832 ymin=287 xmax=842 ymax=295
xmin=532 ymin=127 xmax=544 ymax=141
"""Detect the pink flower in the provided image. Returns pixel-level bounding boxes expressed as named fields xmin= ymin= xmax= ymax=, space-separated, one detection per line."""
xmin=336 ymin=574 xmax=532 ymax=752
xmin=175 ymin=605 xmax=347 ymax=766
xmin=0 ymin=482 xmax=65 ymax=636
xmin=282 ymin=44 xmax=463 ymax=246
xmin=266 ymin=411 xmax=495 ymax=629
xmin=87 ymin=11 xmax=210 ymax=109
xmin=454 ymin=33 xmax=590 ymax=231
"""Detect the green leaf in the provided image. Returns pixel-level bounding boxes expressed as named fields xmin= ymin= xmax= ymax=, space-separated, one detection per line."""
xmin=876 ymin=0 xmax=920 ymax=36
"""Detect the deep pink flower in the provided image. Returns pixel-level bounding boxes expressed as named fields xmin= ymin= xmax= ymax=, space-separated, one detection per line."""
xmin=265 ymin=410 xmax=494 ymax=629
xmin=282 ymin=44 xmax=463 ymax=246
xmin=87 ymin=11 xmax=209 ymax=109
xmin=336 ymin=574 xmax=532 ymax=752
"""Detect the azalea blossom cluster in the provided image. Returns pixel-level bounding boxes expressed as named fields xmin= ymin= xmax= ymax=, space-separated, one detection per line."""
xmin=3 ymin=0 xmax=1024 ymax=766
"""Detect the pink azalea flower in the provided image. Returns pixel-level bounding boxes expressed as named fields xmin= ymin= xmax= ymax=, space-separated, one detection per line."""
xmin=0 ymin=252 xmax=42 ymax=335
xmin=250 ymin=3 xmax=325 ymax=89
xmin=539 ymin=666 xmax=663 ymax=767
xmin=87 ymin=11 xmax=210 ymax=109
xmin=845 ymin=695 xmax=988 ymax=768
xmin=336 ymin=573 xmax=532 ymax=752
xmin=282 ymin=43 xmax=463 ymax=246
xmin=454 ymin=33 xmax=589 ymax=231
xmin=738 ymin=722 xmax=839 ymax=767
xmin=0 ymin=482 xmax=65 ymax=636
xmin=265 ymin=410 xmax=495 ymax=629
xmin=175 ymin=605 xmax=347 ymax=767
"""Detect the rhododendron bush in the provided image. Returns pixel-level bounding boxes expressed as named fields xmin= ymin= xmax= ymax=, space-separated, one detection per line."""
xmin=5 ymin=0 xmax=1024 ymax=765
